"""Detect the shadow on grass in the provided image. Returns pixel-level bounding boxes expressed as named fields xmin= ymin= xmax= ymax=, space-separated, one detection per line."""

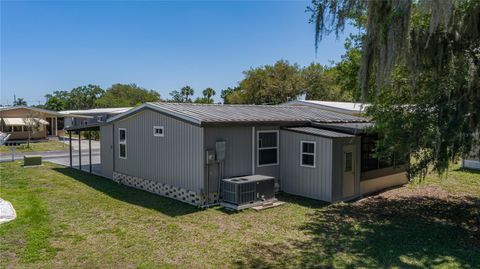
xmin=53 ymin=166 xmax=201 ymax=217
xmin=235 ymin=194 xmax=480 ymax=268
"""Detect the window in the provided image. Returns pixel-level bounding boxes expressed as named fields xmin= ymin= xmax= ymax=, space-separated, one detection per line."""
xmin=300 ymin=141 xmax=316 ymax=168
xmin=13 ymin=126 xmax=22 ymax=132
xmin=344 ymin=152 xmax=353 ymax=172
xmin=257 ymin=130 xmax=279 ymax=166
xmin=118 ymin=128 xmax=127 ymax=159
xmin=361 ymin=134 xmax=400 ymax=172
xmin=97 ymin=116 xmax=103 ymax=122
xmin=153 ymin=126 xmax=164 ymax=137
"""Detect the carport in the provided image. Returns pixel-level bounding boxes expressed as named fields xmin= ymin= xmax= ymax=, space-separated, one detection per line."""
xmin=65 ymin=123 xmax=104 ymax=175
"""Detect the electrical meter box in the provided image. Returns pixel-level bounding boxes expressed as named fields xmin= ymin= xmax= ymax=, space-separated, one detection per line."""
xmin=215 ymin=141 xmax=226 ymax=162
xmin=206 ymin=150 xmax=216 ymax=164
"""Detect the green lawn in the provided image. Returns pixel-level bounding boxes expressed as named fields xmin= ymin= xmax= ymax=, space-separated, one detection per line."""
xmin=0 ymin=162 xmax=478 ymax=268
xmin=0 ymin=141 xmax=67 ymax=153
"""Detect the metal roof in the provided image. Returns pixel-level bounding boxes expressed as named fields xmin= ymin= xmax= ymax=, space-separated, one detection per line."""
xmin=0 ymin=106 xmax=91 ymax=118
xmin=60 ymin=107 xmax=132 ymax=115
xmin=284 ymin=100 xmax=369 ymax=115
xmin=312 ymin=122 xmax=374 ymax=134
xmin=107 ymin=102 xmax=369 ymax=126
xmin=283 ymin=127 xmax=356 ymax=138
xmin=64 ymin=122 xmax=106 ymax=131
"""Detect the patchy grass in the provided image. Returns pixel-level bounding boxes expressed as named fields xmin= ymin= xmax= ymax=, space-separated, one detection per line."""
xmin=0 ymin=141 xmax=67 ymax=153
xmin=0 ymin=162 xmax=478 ymax=268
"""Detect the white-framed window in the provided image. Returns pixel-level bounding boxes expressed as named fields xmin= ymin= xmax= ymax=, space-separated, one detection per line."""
xmin=118 ymin=128 xmax=127 ymax=159
xmin=300 ymin=141 xmax=316 ymax=168
xmin=153 ymin=126 xmax=164 ymax=137
xmin=257 ymin=130 xmax=279 ymax=167
xmin=97 ymin=116 xmax=103 ymax=122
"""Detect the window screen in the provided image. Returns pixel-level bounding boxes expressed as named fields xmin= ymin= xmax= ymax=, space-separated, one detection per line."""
xmin=301 ymin=141 xmax=315 ymax=167
xmin=119 ymin=144 xmax=126 ymax=159
xmin=119 ymin=128 xmax=127 ymax=159
xmin=258 ymin=131 xmax=278 ymax=166
xmin=119 ymin=129 xmax=126 ymax=142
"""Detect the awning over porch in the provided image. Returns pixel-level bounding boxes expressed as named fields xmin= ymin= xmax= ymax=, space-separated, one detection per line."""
xmin=2 ymin=118 xmax=49 ymax=126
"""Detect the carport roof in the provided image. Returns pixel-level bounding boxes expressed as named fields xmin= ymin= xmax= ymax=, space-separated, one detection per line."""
xmin=107 ymin=102 xmax=370 ymax=127
xmin=64 ymin=122 xmax=106 ymax=131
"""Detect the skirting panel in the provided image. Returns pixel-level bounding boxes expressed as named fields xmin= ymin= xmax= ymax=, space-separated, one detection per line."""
xmin=112 ymin=172 xmax=205 ymax=206
xmin=462 ymin=159 xmax=480 ymax=170
xmin=360 ymin=172 xmax=408 ymax=195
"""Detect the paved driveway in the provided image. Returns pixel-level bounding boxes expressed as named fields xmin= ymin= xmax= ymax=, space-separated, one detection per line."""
xmin=1 ymin=138 xmax=102 ymax=175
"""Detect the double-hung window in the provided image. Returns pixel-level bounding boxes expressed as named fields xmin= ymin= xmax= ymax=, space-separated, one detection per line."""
xmin=118 ymin=128 xmax=127 ymax=159
xmin=97 ymin=116 xmax=103 ymax=122
xmin=300 ymin=141 xmax=316 ymax=168
xmin=257 ymin=130 xmax=279 ymax=166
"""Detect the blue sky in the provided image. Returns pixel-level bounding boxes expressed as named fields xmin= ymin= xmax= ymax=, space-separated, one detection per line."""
xmin=1 ymin=0 xmax=354 ymax=105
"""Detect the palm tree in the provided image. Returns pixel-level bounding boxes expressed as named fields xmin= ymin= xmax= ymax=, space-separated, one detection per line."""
xmin=14 ymin=98 xmax=27 ymax=106
xmin=202 ymin=88 xmax=216 ymax=103
xmin=180 ymin=86 xmax=194 ymax=102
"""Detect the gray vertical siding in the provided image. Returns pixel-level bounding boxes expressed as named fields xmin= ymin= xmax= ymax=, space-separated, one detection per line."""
xmin=100 ymin=125 xmax=114 ymax=179
xmin=280 ymin=130 xmax=333 ymax=202
xmin=202 ymin=125 xmax=281 ymax=196
xmin=113 ymin=109 xmax=205 ymax=193
xmin=331 ymin=137 xmax=361 ymax=202
xmin=203 ymin=127 xmax=253 ymax=195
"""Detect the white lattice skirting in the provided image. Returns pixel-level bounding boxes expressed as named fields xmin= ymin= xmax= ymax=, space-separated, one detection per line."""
xmin=112 ymin=172 xmax=204 ymax=206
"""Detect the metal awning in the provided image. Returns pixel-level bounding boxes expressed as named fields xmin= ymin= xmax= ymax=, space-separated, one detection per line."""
xmin=2 ymin=118 xmax=49 ymax=126
xmin=64 ymin=122 xmax=105 ymax=131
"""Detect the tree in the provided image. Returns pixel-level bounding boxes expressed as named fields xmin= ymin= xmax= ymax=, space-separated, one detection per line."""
xmin=96 ymin=84 xmax=161 ymax=107
xmin=334 ymin=35 xmax=363 ymax=101
xmin=168 ymin=90 xmax=184 ymax=102
xmin=23 ymin=110 xmax=42 ymax=148
xmin=44 ymin=96 xmax=66 ymax=111
xmin=302 ymin=63 xmax=350 ymax=101
xmin=220 ymin=87 xmax=241 ymax=104
xmin=14 ymin=98 xmax=27 ymax=106
xmin=202 ymin=88 xmax=216 ymax=103
xmin=168 ymin=86 xmax=195 ymax=103
xmin=180 ymin=86 xmax=194 ymax=103
xmin=68 ymin=85 xmax=104 ymax=109
xmin=309 ymin=0 xmax=480 ymax=178
xmin=231 ymin=60 xmax=304 ymax=104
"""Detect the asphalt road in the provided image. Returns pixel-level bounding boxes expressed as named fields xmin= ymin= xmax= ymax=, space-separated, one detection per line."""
xmin=1 ymin=142 xmax=102 ymax=175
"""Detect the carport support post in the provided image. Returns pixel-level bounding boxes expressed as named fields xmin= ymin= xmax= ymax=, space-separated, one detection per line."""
xmin=89 ymin=131 xmax=92 ymax=174
xmin=78 ymin=131 xmax=82 ymax=171
xmin=69 ymin=131 xmax=72 ymax=167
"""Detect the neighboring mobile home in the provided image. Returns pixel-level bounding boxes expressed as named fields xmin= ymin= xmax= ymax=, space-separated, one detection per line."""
xmin=60 ymin=107 xmax=132 ymax=128
xmin=462 ymin=134 xmax=480 ymax=170
xmin=94 ymin=102 xmax=407 ymax=206
xmin=0 ymin=106 xmax=88 ymax=140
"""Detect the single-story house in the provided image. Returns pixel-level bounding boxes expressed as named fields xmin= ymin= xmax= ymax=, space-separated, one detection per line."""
xmin=89 ymin=102 xmax=407 ymax=206
xmin=60 ymin=107 xmax=132 ymax=128
xmin=284 ymin=100 xmax=368 ymax=116
xmin=0 ymin=106 xmax=89 ymax=140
